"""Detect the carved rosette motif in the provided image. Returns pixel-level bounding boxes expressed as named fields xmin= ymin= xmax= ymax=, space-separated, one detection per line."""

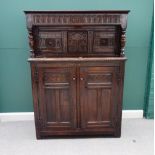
xmin=38 ymin=32 xmax=63 ymax=52
xmin=93 ymin=31 xmax=115 ymax=52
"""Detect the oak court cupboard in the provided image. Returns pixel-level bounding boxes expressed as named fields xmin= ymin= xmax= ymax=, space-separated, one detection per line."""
xmin=25 ymin=10 xmax=130 ymax=139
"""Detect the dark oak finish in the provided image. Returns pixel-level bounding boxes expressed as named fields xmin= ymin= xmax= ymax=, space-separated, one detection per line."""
xmin=80 ymin=67 xmax=118 ymax=129
xmin=25 ymin=10 xmax=129 ymax=139
xmin=38 ymin=67 xmax=77 ymax=130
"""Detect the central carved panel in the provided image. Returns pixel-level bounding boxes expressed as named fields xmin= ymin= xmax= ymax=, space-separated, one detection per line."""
xmin=68 ymin=31 xmax=88 ymax=53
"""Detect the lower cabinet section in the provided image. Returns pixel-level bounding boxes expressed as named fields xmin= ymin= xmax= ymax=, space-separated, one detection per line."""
xmin=30 ymin=60 xmax=124 ymax=139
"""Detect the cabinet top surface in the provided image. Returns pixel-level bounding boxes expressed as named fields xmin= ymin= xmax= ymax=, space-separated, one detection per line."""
xmin=28 ymin=57 xmax=127 ymax=62
xmin=24 ymin=10 xmax=130 ymax=14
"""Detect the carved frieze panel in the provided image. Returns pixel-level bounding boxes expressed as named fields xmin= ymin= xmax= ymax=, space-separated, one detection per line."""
xmin=68 ymin=31 xmax=88 ymax=53
xmin=87 ymin=73 xmax=112 ymax=84
xmin=44 ymin=72 xmax=69 ymax=83
xmin=93 ymin=31 xmax=115 ymax=53
xmin=26 ymin=14 xmax=123 ymax=28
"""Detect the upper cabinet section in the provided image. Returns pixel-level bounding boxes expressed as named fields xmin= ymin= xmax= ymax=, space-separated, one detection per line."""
xmin=24 ymin=10 xmax=130 ymax=57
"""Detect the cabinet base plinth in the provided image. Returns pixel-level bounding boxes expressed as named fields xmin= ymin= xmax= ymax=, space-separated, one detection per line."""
xmin=35 ymin=130 xmax=121 ymax=139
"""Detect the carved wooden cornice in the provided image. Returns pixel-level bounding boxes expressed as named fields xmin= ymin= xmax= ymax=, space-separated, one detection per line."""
xmin=25 ymin=11 xmax=129 ymax=30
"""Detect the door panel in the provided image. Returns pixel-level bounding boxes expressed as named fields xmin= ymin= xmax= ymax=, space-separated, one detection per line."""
xmin=80 ymin=66 xmax=118 ymax=129
xmin=38 ymin=67 xmax=77 ymax=130
xmin=45 ymin=89 xmax=71 ymax=123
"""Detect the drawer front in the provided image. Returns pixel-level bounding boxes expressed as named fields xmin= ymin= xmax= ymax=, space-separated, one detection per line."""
xmin=34 ymin=26 xmax=120 ymax=57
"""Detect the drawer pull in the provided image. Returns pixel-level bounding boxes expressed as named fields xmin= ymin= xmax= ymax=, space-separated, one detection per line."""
xmin=80 ymin=77 xmax=84 ymax=81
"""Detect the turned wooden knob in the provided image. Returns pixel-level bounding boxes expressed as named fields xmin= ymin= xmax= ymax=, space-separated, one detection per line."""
xmin=80 ymin=77 xmax=84 ymax=81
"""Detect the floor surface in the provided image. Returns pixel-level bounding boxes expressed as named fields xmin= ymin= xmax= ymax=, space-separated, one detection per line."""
xmin=0 ymin=119 xmax=154 ymax=155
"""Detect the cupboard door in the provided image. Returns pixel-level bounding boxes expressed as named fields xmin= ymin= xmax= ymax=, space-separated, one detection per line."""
xmin=80 ymin=66 xmax=119 ymax=130
xmin=38 ymin=67 xmax=77 ymax=130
